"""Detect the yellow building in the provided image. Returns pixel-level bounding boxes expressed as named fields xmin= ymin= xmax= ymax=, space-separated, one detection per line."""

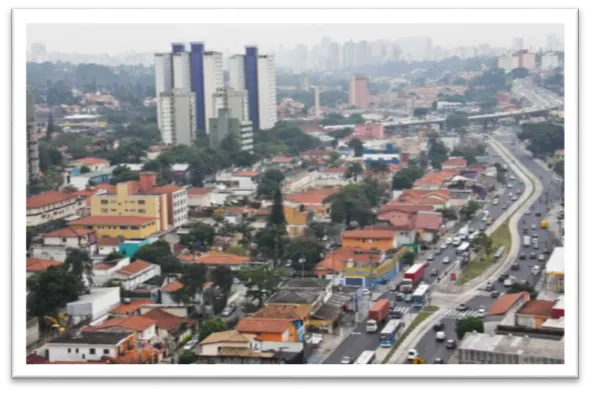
xmin=342 ymin=229 xmax=396 ymax=252
xmin=69 ymin=215 xmax=159 ymax=239
xmin=284 ymin=205 xmax=309 ymax=237
xmin=90 ymin=180 xmax=168 ymax=232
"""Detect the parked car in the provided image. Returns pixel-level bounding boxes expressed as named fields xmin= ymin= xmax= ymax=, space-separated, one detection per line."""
xmin=445 ymin=339 xmax=457 ymax=349
xmin=430 ymin=268 xmax=438 ymax=276
xmin=341 ymin=356 xmax=353 ymax=364
xmin=182 ymin=336 xmax=200 ymax=351
xmin=433 ymin=358 xmax=445 ymax=364
xmin=221 ymin=305 xmax=236 ymax=317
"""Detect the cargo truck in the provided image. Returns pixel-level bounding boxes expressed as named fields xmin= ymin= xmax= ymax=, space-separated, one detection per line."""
xmin=366 ymin=299 xmax=390 ymax=333
xmin=399 ymin=262 xmax=426 ymax=292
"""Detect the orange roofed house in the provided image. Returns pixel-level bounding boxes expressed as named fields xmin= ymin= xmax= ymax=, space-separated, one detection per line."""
xmin=236 ymin=318 xmax=298 ymax=343
xmin=30 ymin=226 xmax=98 ymax=262
xmin=283 ymin=188 xmax=339 ymax=235
xmin=342 ymin=227 xmax=416 ymax=252
xmin=177 ymin=252 xmax=250 ymax=271
xmin=412 ymin=169 xmax=460 ymax=190
xmin=71 ymin=157 xmax=111 ymax=172
xmin=26 ymin=257 xmax=62 ymax=277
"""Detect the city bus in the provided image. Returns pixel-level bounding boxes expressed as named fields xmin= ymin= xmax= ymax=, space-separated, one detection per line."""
xmin=412 ymin=283 xmax=431 ymax=309
xmin=456 ymin=242 xmax=470 ymax=255
xmin=379 ymin=319 xmax=404 ymax=348
xmin=354 ymin=350 xmax=377 ymax=364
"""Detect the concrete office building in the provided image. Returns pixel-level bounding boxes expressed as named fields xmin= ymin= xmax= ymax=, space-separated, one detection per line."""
xmin=157 ymin=89 xmax=197 ymax=146
xmin=512 ymin=37 xmax=524 ymax=52
xmin=314 ymin=86 xmax=320 ymax=118
xmin=497 ymin=55 xmax=518 ymax=72
xmin=519 ymin=52 xmax=536 ymax=70
xmin=299 ymin=73 xmax=310 ymax=92
xmin=209 ymin=108 xmax=253 ymax=153
xmin=27 ymin=88 xmax=40 ymax=184
xmin=229 ymin=46 xmax=277 ymax=131
xmin=214 ymin=87 xmax=249 ymax=122
xmin=348 ymin=75 xmax=370 ymax=109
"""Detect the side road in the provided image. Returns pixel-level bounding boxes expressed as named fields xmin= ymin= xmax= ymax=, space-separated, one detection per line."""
xmin=388 ymin=137 xmax=544 ymax=363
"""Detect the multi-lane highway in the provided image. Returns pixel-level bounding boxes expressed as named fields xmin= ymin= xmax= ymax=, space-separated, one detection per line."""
xmin=411 ymin=128 xmax=563 ymax=364
xmin=323 ymin=131 xmax=530 ymax=365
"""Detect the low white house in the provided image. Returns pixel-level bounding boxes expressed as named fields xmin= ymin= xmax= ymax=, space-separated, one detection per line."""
xmin=46 ymin=330 xmax=134 ymax=363
xmin=31 ymin=227 xmax=98 ymax=262
xmin=111 ymin=260 xmax=161 ymax=291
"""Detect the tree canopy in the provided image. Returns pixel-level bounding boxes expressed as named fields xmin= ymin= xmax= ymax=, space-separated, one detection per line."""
xmin=455 ymin=316 xmax=484 ymax=340
xmin=256 ymin=169 xmax=285 ymax=200
xmin=27 ymin=265 xmax=79 ymax=319
xmin=344 ymin=162 xmax=364 ymax=181
xmin=283 ymin=235 xmax=324 ymax=271
xmin=507 ymin=283 xmax=538 ymax=300
xmin=199 ymin=318 xmax=230 ymax=341
xmin=427 ymin=136 xmax=449 ymax=170
xmin=392 ymin=166 xmax=424 ymax=190
xmin=326 ymin=183 xmax=375 ymax=228
xmin=413 ymin=107 xmax=429 ymax=118
xmin=518 ymin=122 xmax=564 ymax=159
xmin=179 ymin=222 xmax=216 ymax=251
xmin=347 ymin=138 xmax=364 ymax=157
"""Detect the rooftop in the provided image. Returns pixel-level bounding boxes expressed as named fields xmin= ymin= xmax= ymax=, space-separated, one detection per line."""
xmin=27 ymin=191 xmax=78 ymax=209
xmin=199 ymin=329 xmax=257 ymax=345
xmin=161 ymin=280 xmax=183 ymax=292
xmin=141 ymin=308 xmax=196 ymax=331
xmin=26 ymin=257 xmax=62 ymax=272
xmin=85 ymin=315 xmax=155 ymax=332
xmin=516 ymin=300 xmax=556 ymax=317
xmin=546 ymin=247 xmax=564 ymax=275
xmin=73 ymin=157 xmax=110 ymax=166
xmin=271 ymin=156 xmax=295 ymax=164
xmin=187 ymin=187 xmax=214 ymax=196
xmin=284 ymin=188 xmax=339 ymax=205
xmin=111 ymin=299 xmax=154 ymax=315
xmin=178 ymin=252 xmax=250 ymax=266
xmin=236 ymin=317 xmax=292 ymax=334
xmin=233 ymin=171 xmax=258 ymax=178
xmin=252 ymin=304 xmax=311 ymax=320
xmin=115 ymin=260 xmax=154 ymax=277
xmin=279 ymin=278 xmax=331 ymax=290
xmin=217 ymin=347 xmax=275 ymax=358
xmin=151 ymin=184 xmax=185 ymax=194
xmin=40 ymin=226 xmax=95 ymax=238
xmin=442 ymin=157 xmax=468 ymax=167
xmin=459 ymin=332 xmax=564 ymax=360
xmin=50 ymin=331 xmax=132 ymax=346
xmin=414 ymin=211 xmax=443 ymax=231
xmin=266 ymin=289 xmax=322 ymax=305
xmin=488 ymin=292 xmax=530 ymax=316
xmin=342 ymin=228 xmax=397 ymax=240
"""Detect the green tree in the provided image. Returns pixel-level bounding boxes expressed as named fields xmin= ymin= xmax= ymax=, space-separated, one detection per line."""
xmin=392 ymin=172 xmax=414 ymax=190
xmin=211 ymin=265 xmax=234 ymax=295
xmin=238 ymin=266 xmax=287 ymax=304
xmin=179 ymin=222 xmax=216 ymax=250
xmin=344 ymin=162 xmax=364 ymax=181
xmin=455 ymin=316 xmax=484 ymax=340
xmin=226 ymin=244 xmax=248 ymax=256
xmin=256 ymin=169 xmax=285 ymax=200
xmin=173 ymin=263 xmax=208 ymax=305
xmin=63 ymin=248 xmax=94 ymax=292
xmin=413 ymin=107 xmax=429 ymax=118
xmin=368 ymin=160 xmax=389 ymax=172
xmin=347 ymin=138 xmax=364 ymax=157
xmin=110 ymin=165 xmax=139 ymax=185
xmin=178 ymin=350 xmax=197 ymax=364
xmin=26 ymin=266 xmax=79 ymax=318
xmin=199 ymin=318 xmax=230 ymax=341
xmin=507 ymin=283 xmax=538 ymax=300
xmin=266 ymin=188 xmax=288 ymax=265
xmin=80 ymin=165 xmax=91 ymax=174
xmin=328 ymin=128 xmax=354 ymax=139
xmin=131 ymin=239 xmax=179 ymax=277
xmin=428 ymin=136 xmax=449 ymax=170
xmin=445 ymin=112 xmax=469 ymax=131
xmin=460 ymin=200 xmax=480 ymax=220
xmin=348 ymin=113 xmax=365 ymax=124
xmin=46 ymin=112 xmax=56 ymax=139
xmin=103 ymin=251 xmax=125 ymax=261
xmin=553 ymin=159 xmax=564 ymax=177
xmin=143 ymin=159 xmax=173 ymax=185
xmin=326 ymin=184 xmax=374 ymax=228
xmin=283 ymin=235 xmax=324 ymax=271
xmin=511 ymin=67 xmax=529 ymax=79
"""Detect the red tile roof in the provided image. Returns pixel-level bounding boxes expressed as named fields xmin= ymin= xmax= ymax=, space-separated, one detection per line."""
xmin=378 ymin=203 xmax=434 ymax=215
xmin=70 ymin=216 xmax=158 ymax=226
xmin=178 ymin=252 xmax=250 ymax=266
xmin=302 ymin=148 xmax=331 ymax=157
xmin=236 ymin=318 xmax=292 ymax=334
xmin=111 ymin=299 xmax=154 ymax=315
xmin=26 ymin=258 xmax=61 ymax=272
xmin=284 ymin=188 xmax=339 ymax=205
xmin=234 ymin=171 xmax=258 ymax=177
xmin=84 ymin=315 xmax=155 ymax=332
xmin=442 ymin=157 xmax=467 ymax=167
xmin=323 ymin=166 xmax=347 ymax=174
xmin=40 ymin=227 xmax=95 ymax=238
xmin=314 ymin=247 xmax=381 ymax=274
xmin=151 ymin=184 xmax=184 ymax=194
xmin=161 ymin=280 xmax=183 ymax=292
xmin=27 ymin=191 xmax=78 ymax=209
xmin=98 ymin=235 xmax=125 ymax=246
xmin=342 ymin=229 xmax=397 ymax=240
xmin=74 ymin=157 xmax=110 ymax=166
xmin=187 ymin=187 xmax=214 ymax=196
xmin=516 ymin=300 xmax=556 ymax=317
xmin=376 ymin=211 xmax=415 ymax=229
xmin=414 ymin=211 xmax=443 ymax=231
xmin=252 ymin=305 xmax=311 ymax=320
xmin=271 ymin=156 xmax=295 ymax=163
xmin=116 ymin=260 xmax=154 ymax=277
xmin=488 ymin=292 xmax=531 ymax=316
xmin=142 ymin=308 xmax=196 ymax=331
xmin=413 ymin=170 xmax=459 ymax=187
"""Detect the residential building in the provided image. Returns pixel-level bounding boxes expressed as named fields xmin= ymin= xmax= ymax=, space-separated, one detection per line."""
xmin=214 ymin=170 xmax=258 ymax=196
xmin=84 ymin=315 xmax=158 ymax=343
xmin=283 ymin=204 xmax=311 ymax=237
xmin=229 ymin=46 xmax=277 ymax=130
xmin=497 ymin=55 xmax=518 ymax=72
xmin=397 ymin=189 xmax=450 ymax=209
xmin=141 ymin=308 xmax=196 ymax=355
xmin=111 ymin=299 xmax=155 ymax=317
xmin=26 ymin=191 xmax=86 ymax=227
xmin=514 ymin=300 xmax=556 ymax=329
xmin=94 ymin=259 xmax=161 ymax=291
xmin=299 ymin=72 xmax=309 ymax=92
xmin=252 ymin=304 xmax=311 ymax=339
xmin=26 ymin=257 xmax=62 ymax=277
xmin=348 ymin=75 xmax=370 ymax=108
xmin=31 ymin=226 xmax=98 ymax=262
xmin=457 ymin=332 xmax=564 ymax=364
xmin=157 ymin=88 xmax=197 ymax=146
xmin=546 ymin=33 xmax=563 ymax=51
xmin=150 ymin=182 xmax=189 ymax=228
xmin=69 ymin=216 xmax=160 ymax=239
xmin=209 ymin=108 xmax=254 ymax=152
xmin=26 ymin=87 xmax=40 ymax=184
xmin=236 ymin=318 xmax=298 ymax=342
xmin=199 ymin=330 xmax=257 ymax=356
xmin=413 ymin=169 xmax=460 ymax=190
xmin=45 ymin=331 xmax=138 ymax=363
xmin=68 ymin=168 xmax=113 ymax=191
xmin=213 ymin=87 xmax=249 ymax=122
xmin=71 ymin=157 xmax=111 ymax=173
xmin=442 ymin=157 xmax=468 ymax=170
xmin=519 ymin=52 xmax=536 ymax=70
xmin=354 ymin=123 xmax=384 ymax=139
xmin=177 ymin=252 xmax=250 ymax=271
xmin=187 ymin=187 xmax=215 ymax=208
xmin=341 ymin=228 xmax=414 ymax=252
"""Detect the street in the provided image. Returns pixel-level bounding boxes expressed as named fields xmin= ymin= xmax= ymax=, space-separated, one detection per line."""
xmin=410 ymin=128 xmax=563 ymax=364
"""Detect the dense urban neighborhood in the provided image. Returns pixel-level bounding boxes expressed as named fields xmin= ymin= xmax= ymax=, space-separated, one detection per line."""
xmin=24 ymin=31 xmax=566 ymax=367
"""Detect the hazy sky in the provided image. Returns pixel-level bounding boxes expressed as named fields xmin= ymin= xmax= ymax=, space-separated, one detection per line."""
xmin=27 ymin=24 xmax=563 ymax=54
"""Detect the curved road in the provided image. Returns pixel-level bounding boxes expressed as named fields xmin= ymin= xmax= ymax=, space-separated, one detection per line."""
xmin=410 ymin=127 xmax=563 ymax=364
xmin=322 ymin=127 xmax=560 ymax=365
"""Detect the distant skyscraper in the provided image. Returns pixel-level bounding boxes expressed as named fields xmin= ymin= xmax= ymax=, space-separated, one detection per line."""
xmin=157 ymin=89 xmax=196 ymax=146
xmin=229 ymin=46 xmax=277 ymax=131
xmin=327 ymin=42 xmax=341 ymax=71
xmin=512 ymin=37 xmax=524 ymax=52
xmin=299 ymin=73 xmax=310 ymax=92
xmin=294 ymin=44 xmax=309 ymax=73
xmin=343 ymin=40 xmax=356 ymax=69
xmin=349 ymin=75 xmax=370 ymax=109
xmin=355 ymin=41 xmax=371 ymax=67
xmin=314 ymin=86 xmax=321 ymax=119
xmin=396 ymin=37 xmax=432 ymax=61
xmin=30 ymin=42 xmax=46 ymax=62
xmin=546 ymin=34 xmax=563 ymax=51
xmin=26 ymin=87 xmax=40 ymax=183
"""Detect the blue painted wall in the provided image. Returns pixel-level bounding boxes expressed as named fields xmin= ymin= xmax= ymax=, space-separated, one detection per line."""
xmin=245 ymin=46 xmax=260 ymax=130
xmin=190 ymin=43 xmax=206 ymax=133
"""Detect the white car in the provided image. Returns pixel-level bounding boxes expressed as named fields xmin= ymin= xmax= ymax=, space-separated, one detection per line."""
xmin=507 ymin=183 xmax=513 ymax=188
xmin=446 ymin=237 xmax=453 ymax=245
xmin=440 ymin=243 xmax=448 ymax=250
xmin=435 ymin=331 xmax=446 ymax=341
xmin=476 ymin=308 xmax=486 ymax=318
xmin=442 ymin=257 xmax=451 ymax=264
xmin=183 ymin=337 xmax=200 ymax=351
xmin=492 ymin=199 xmax=499 ymax=205
xmin=407 ymin=349 xmax=419 ymax=361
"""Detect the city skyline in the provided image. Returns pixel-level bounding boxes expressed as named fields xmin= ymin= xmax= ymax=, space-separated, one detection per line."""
xmin=27 ymin=23 xmax=563 ymax=56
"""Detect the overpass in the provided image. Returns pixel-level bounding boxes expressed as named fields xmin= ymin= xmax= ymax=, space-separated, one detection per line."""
xmin=321 ymin=105 xmax=561 ymax=132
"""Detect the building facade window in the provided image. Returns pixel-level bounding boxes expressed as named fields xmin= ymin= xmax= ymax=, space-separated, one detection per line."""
xmin=89 ymin=348 xmax=96 ymax=355
xmin=101 ymin=200 xmax=109 ymax=204
xmin=138 ymin=200 xmax=146 ymax=205
xmin=103 ymin=349 xmax=110 ymax=355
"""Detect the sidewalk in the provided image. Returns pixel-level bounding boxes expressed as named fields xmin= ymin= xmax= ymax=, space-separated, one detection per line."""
xmin=307 ymin=321 xmax=356 ymax=364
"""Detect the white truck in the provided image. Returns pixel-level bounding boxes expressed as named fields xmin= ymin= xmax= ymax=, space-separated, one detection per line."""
xmin=458 ymin=225 xmax=469 ymax=240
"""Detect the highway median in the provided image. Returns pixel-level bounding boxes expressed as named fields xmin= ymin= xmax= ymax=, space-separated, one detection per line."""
xmin=454 ymin=140 xmax=538 ymax=286
xmin=381 ymin=305 xmax=439 ymax=364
